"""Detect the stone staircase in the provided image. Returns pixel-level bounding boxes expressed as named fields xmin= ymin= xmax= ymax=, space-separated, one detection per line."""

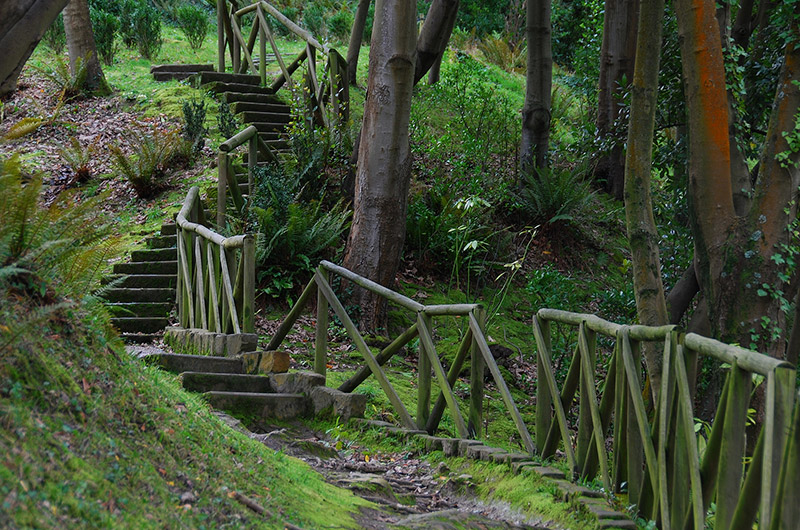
xmin=102 ymin=223 xmax=177 ymax=342
xmin=151 ymin=66 xmax=292 ymax=153
xmin=141 ymin=352 xmax=366 ymax=423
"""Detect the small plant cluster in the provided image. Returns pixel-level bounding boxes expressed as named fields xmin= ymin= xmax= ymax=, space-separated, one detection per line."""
xmin=109 ymin=123 xmax=190 ymax=199
xmin=181 ymin=98 xmax=208 ymax=153
xmin=249 ymin=163 xmax=351 ymax=302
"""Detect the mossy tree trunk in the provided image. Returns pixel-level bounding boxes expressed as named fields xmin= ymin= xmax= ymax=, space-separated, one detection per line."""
xmin=674 ymin=0 xmax=800 ymax=357
xmin=0 ymin=0 xmax=70 ymax=98
xmin=62 ymin=0 xmax=109 ymax=95
xmin=623 ymin=0 xmax=667 ymax=391
xmin=342 ymin=0 xmax=417 ymax=331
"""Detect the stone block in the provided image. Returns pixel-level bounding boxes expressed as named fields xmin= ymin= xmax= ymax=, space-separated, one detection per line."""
xmin=457 ymin=439 xmax=482 ymax=456
xmin=597 ymin=519 xmax=637 ymax=529
xmin=270 ymin=371 xmax=326 ymax=395
xmin=310 ymin=386 xmax=367 ymax=421
xmin=440 ymin=438 xmax=462 ymax=457
xmin=511 ymin=460 xmax=537 ymax=473
xmin=239 ymin=350 xmax=290 ymax=374
xmin=225 ymin=333 xmax=258 ymax=356
xmin=530 ymin=466 xmax=565 ymax=479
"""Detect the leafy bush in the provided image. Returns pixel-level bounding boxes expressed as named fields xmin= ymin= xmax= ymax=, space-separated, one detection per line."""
xmin=120 ymin=0 xmax=163 ymax=59
xmin=514 ymin=164 xmax=596 ymax=228
xmin=119 ymin=0 xmax=140 ymax=48
xmin=42 ymin=14 xmax=66 ymax=54
xmin=90 ymin=8 xmax=119 ymax=65
xmin=302 ymin=4 xmax=326 ymax=37
xmin=249 ymin=163 xmax=351 ymax=300
xmin=181 ymin=98 xmax=207 ymax=154
xmin=217 ymin=101 xmax=240 ymax=140
xmin=175 ymin=3 xmax=209 ymax=51
xmin=110 ymin=125 xmax=181 ymax=199
xmin=0 ymin=154 xmax=118 ymax=301
xmin=326 ymin=10 xmax=353 ymax=42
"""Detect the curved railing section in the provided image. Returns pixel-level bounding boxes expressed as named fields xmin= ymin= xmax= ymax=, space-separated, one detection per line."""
xmin=175 ymin=186 xmax=255 ymax=335
xmin=215 ymin=0 xmax=349 ymax=129
xmin=533 ymin=308 xmax=797 ymax=530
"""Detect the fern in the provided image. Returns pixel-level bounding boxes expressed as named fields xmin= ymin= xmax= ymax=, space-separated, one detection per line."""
xmin=515 ymin=164 xmax=597 ymax=228
xmin=110 ymin=125 xmax=180 ymax=199
xmin=58 ymin=137 xmax=95 ymax=184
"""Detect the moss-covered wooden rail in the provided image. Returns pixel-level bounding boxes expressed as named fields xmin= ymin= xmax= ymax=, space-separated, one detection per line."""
xmin=215 ymin=0 xmax=349 ymax=129
xmin=175 ymin=186 xmax=255 ymax=335
xmin=533 ymin=308 xmax=798 ymax=530
xmin=265 ymin=260 xmax=536 ymax=453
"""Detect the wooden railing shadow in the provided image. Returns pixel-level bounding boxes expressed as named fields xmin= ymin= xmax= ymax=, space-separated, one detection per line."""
xmin=533 ymin=308 xmax=798 ymax=530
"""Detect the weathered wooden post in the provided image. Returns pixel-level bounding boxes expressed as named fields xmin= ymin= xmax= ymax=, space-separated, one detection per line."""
xmin=258 ymin=4 xmax=267 ymax=84
xmin=242 ymin=234 xmax=255 ymax=334
xmin=314 ymin=266 xmax=329 ymax=378
xmin=469 ymin=308 xmax=486 ymax=438
xmin=248 ymin=133 xmax=257 ymax=195
xmin=217 ymin=0 xmax=225 ymax=72
xmin=417 ymin=311 xmax=432 ymax=430
xmin=217 ymin=151 xmax=228 ymax=229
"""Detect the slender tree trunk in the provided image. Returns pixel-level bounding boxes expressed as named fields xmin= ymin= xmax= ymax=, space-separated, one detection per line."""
xmin=342 ymin=0 xmax=417 ymax=331
xmin=346 ymin=0 xmax=372 ymax=86
xmin=414 ymin=0 xmax=459 ymax=85
xmin=0 ymin=0 xmax=70 ymax=98
xmin=62 ymin=0 xmax=108 ymax=94
xmin=596 ymin=0 xmax=639 ymax=200
xmin=731 ymin=0 xmax=755 ymax=48
xmin=624 ymin=0 xmax=667 ymax=391
xmin=520 ymin=0 xmax=552 ymax=172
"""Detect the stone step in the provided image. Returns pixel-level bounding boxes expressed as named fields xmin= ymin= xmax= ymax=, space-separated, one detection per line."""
xmin=153 ymin=71 xmax=196 ymax=82
xmin=113 ymin=260 xmax=177 ymax=275
xmin=231 ymin=101 xmax=290 ymax=115
xmin=121 ymin=332 xmax=161 ymax=343
xmin=151 ymin=63 xmax=215 ymax=73
xmin=106 ymin=302 xmax=172 ymax=318
xmin=251 ymin=122 xmax=286 ymax=134
xmin=205 ymin=82 xmax=274 ymax=95
xmin=221 ymin=92 xmax=284 ymax=105
xmin=102 ymin=274 xmax=176 ymax=288
xmin=200 ymin=71 xmax=262 ymax=86
xmin=131 ymin=248 xmax=176 ymax=262
xmin=260 ymin=136 xmax=289 ymax=150
xmin=102 ymin=288 xmax=175 ymax=303
xmin=180 ymin=372 xmax=273 ymax=393
xmin=111 ymin=317 xmax=169 ymax=333
xmin=239 ymin=111 xmax=291 ymax=124
xmin=141 ymin=352 xmax=244 ymax=374
xmin=161 ymin=223 xmax=177 ymax=236
xmin=146 ymin=234 xmax=177 ymax=249
xmin=203 ymin=391 xmax=309 ymax=420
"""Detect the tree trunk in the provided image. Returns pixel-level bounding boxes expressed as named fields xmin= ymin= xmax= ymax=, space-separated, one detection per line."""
xmin=0 ymin=0 xmax=70 ymax=98
xmin=731 ymin=0 xmax=755 ymax=48
xmin=520 ymin=0 xmax=552 ymax=172
xmin=676 ymin=0 xmax=800 ymax=358
xmin=624 ymin=0 xmax=667 ymax=391
xmin=342 ymin=0 xmax=417 ymax=332
xmin=346 ymin=0 xmax=372 ymax=86
xmin=595 ymin=0 xmax=639 ymax=200
xmin=414 ymin=0 xmax=459 ymax=85
xmin=62 ymin=0 xmax=108 ymax=94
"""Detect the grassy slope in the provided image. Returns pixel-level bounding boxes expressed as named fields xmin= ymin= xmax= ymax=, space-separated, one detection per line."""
xmin=0 ymin=295 xmax=367 ymax=528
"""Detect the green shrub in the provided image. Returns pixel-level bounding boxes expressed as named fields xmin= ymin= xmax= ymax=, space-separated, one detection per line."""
xmin=302 ymin=4 xmax=325 ymax=37
xmin=42 ymin=14 xmax=66 ymax=54
xmin=90 ymin=8 xmax=119 ymax=65
xmin=135 ymin=3 xmax=163 ymax=59
xmin=514 ymin=164 xmax=596 ymax=228
xmin=217 ymin=101 xmax=240 ymax=140
xmin=249 ymin=163 xmax=351 ymax=300
xmin=272 ymin=7 xmax=299 ymax=37
xmin=110 ymin=125 xmax=181 ymax=199
xmin=175 ymin=3 xmax=209 ymax=51
xmin=478 ymin=33 xmax=526 ymax=73
xmin=119 ymin=0 xmax=140 ymax=48
xmin=327 ymin=10 xmax=353 ymax=42
xmin=181 ymin=98 xmax=207 ymax=153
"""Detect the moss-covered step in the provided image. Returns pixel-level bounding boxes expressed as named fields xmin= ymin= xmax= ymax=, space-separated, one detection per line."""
xmin=102 ymin=274 xmax=177 ymax=289
xmin=141 ymin=353 xmax=244 ymax=375
xmin=106 ymin=302 xmax=172 ymax=317
xmin=130 ymin=248 xmax=177 ymax=262
xmin=101 ymin=288 xmax=175 ymax=303
xmin=112 ymin=261 xmax=177 ymax=275
xmin=110 ymin=317 xmax=169 ymax=334
xmin=180 ymin=372 xmax=273 ymax=394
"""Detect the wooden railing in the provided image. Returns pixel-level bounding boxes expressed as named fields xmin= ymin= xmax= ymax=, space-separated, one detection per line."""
xmin=265 ymin=260 xmax=536 ymax=452
xmin=215 ymin=0 xmax=349 ymax=129
xmin=532 ymin=308 xmax=798 ymax=530
xmin=216 ymin=124 xmax=277 ymax=230
xmin=176 ymin=186 xmax=255 ymax=335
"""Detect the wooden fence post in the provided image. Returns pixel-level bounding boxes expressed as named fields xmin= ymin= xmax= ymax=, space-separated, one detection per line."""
xmin=315 ymin=267 xmax=329 ymax=378
xmin=217 ymin=151 xmax=227 ymax=229
xmin=469 ymin=308 xmax=486 ymax=438
xmin=217 ymin=0 xmax=225 ymax=72
xmin=242 ymin=234 xmax=255 ymax=334
xmin=417 ymin=311 xmax=432 ymax=430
